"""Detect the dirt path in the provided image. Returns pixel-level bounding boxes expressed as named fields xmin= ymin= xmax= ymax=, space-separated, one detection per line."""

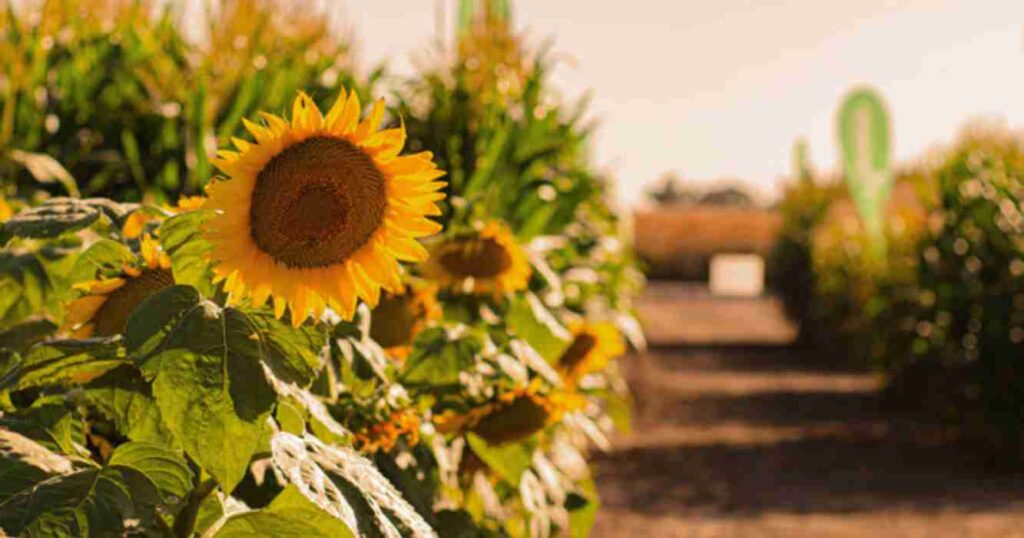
xmin=591 ymin=285 xmax=1024 ymax=537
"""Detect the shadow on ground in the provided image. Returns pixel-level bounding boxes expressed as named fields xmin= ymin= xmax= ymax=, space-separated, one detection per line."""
xmin=594 ymin=345 xmax=1024 ymax=531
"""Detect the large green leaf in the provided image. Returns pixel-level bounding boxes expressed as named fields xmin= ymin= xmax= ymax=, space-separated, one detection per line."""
xmin=130 ymin=289 xmax=274 ymax=492
xmin=214 ymin=485 xmax=354 ymax=537
xmin=3 ymin=337 xmax=127 ymax=391
xmin=0 ymin=441 xmax=191 ymax=536
xmin=82 ymin=365 xmax=174 ymax=445
xmin=152 ymin=343 xmax=273 ymax=493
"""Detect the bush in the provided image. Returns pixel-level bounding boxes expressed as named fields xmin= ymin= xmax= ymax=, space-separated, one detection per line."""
xmin=771 ymin=171 xmax=930 ymax=367
xmin=887 ymin=128 xmax=1024 ymax=449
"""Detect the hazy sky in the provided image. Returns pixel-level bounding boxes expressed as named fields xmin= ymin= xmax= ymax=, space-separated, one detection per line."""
xmin=345 ymin=1 xmax=1024 ymax=206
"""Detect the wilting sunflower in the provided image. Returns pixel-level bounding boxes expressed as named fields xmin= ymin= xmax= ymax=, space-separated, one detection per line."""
xmin=423 ymin=221 xmax=530 ymax=297
xmin=557 ymin=321 xmax=626 ymax=382
xmin=204 ymin=90 xmax=446 ymax=326
xmin=352 ymin=408 xmax=422 ymax=454
xmin=369 ymin=279 xmax=442 ymax=361
xmin=435 ymin=381 xmax=583 ymax=445
xmin=122 ymin=195 xmax=206 ymax=239
xmin=64 ymin=236 xmax=174 ymax=338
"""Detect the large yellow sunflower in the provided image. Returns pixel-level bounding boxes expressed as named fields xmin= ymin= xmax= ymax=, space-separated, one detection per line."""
xmin=204 ymin=90 xmax=446 ymax=326
xmin=369 ymin=279 xmax=442 ymax=361
xmin=557 ymin=321 xmax=626 ymax=382
xmin=64 ymin=236 xmax=174 ymax=338
xmin=435 ymin=381 xmax=582 ymax=445
xmin=422 ymin=221 xmax=530 ymax=297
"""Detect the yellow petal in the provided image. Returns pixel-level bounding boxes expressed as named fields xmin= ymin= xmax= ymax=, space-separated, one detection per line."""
xmin=354 ymin=98 xmax=386 ymax=141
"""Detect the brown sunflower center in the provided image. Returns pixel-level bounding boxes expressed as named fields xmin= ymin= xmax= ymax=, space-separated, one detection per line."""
xmin=471 ymin=396 xmax=550 ymax=445
xmin=558 ymin=333 xmax=598 ymax=373
xmin=437 ymin=238 xmax=512 ymax=279
xmin=249 ymin=136 xmax=387 ymax=268
xmin=369 ymin=291 xmax=424 ymax=349
xmin=92 ymin=269 xmax=175 ymax=336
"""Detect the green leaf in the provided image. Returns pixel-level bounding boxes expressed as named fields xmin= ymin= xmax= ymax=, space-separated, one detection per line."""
xmin=244 ymin=310 xmax=325 ymax=386
xmin=400 ymin=327 xmax=480 ymax=388
xmin=106 ymin=441 xmax=193 ymax=500
xmin=0 ymin=395 xmax=87 ymax=457
xmin=4 ymin=337 xmax=127 ymax=391
xmin=506 ymin=294 xmax=570 ymax=363
xmin=275 ymin=399 xmax=306 ymax=436
xmin=82 ymin=365 xmax=174 ymax=445
xmin=0 ymin=319 xmax=56 ymax=352
xmin=567 ymin=478 xmax=599 ymax=538
xmin=124 ymin=285 xmax=203 ymax=369
xmin=0 ymin=198 xmax=99 ymax=244
xmin=159 ymin=210 xmax=216 ymax=296
xmin=0 ymin=251 xmax=55 ymax=329
xmin=0 ymin=428 xmax=75 ymax=502
xmin=153 ymin=345 xmax=272 ymax=493
xmin=147 ymin=302 xmax=277 ymax=492
xmin=0 ymin=441 xmax=190 ymax=535
xmin=69 ymin=239 xmax=134 ymax=284
xmin=466 ymin=433 xmax=533 ymax=486
xmin=215 ymin=485 xmax=355 ymax=537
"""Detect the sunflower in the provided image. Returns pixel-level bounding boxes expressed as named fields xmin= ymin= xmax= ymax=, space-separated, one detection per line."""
xmin=122 ymin=195 xmax=206 ymax=239
xmin=64 ymin=236 xmax=174 ymax=338
xmin=435 ymin=381 xmax=582 ymax=445
xmin=557 ymin=321 xmax=625 ymax=381
xmin=352 ymin=408 xmax=422 ymax=454
xmin=203 ymin=90 xmax=446 ymax=326
xmin=369 ymin=279 xmax=442 ymax=361
xmin=423 ymin=221 xmax=530 ymax=297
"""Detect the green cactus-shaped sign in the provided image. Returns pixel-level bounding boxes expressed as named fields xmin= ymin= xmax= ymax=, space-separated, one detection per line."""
xmin=793 ymin=137 xmax=812 ymax=184
xmin=837 ymin=86 xmax=892 ymax=257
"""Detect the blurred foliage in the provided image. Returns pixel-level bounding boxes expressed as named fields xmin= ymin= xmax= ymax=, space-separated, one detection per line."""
xmin=886 ymin=127 xmax=1024 ymax=452
xmin=0 ymin=0 xmax=374 ymax=203
xmin=396 ymin=13 xmax=611 ymax=241
xmin=773 ymin=124 xmax=1024 ymax=457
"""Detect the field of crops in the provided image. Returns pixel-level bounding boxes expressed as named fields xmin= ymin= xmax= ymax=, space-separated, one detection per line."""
xmin=0 ymin=1 xmax=644 ymax=536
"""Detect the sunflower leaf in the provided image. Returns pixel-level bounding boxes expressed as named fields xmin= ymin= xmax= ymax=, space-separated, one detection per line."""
xmin=0 ymin=428 xmax=76 ymax=502
xmin=69 ymin=239 xmax=135 ymax=283
xmin=81 ymin=364 xmax=175 ymax=445
xmin=465 ymin=433 xmax=534 ymax=486
xmin=400 ymin=327 xmax=480 ymax=388
xmin=137 ymin=296 xmax=276 ymax=491
xmin=159 ymin=210 xmax=216 ymax=297
xmin=506 ymin=293 xmax=570 ymax=363
xmin=213 ymin=485 xmax=354 ymax=538
xmin=3 ymin=337 xmax=127 ymax=392
xmin=0 ymin=198 xmax=100 ymax=244
xmin=0 ymin=441 xmax=191 ymax=536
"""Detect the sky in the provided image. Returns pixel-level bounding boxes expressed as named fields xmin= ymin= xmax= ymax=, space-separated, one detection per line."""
xmin=344 ymin=0 xmax=1024 ymax=207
